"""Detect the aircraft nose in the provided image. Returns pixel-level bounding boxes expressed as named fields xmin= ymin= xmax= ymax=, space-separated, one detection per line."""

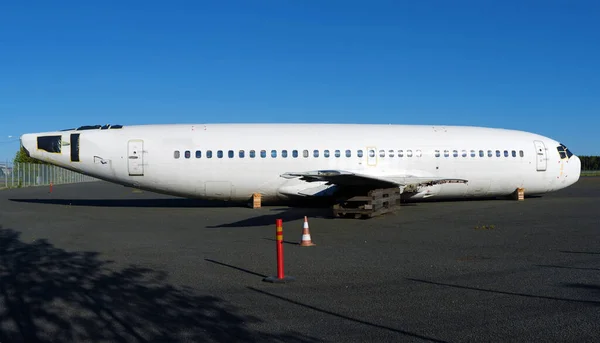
xmin=570 ymin=155 xmax=581 ymax=184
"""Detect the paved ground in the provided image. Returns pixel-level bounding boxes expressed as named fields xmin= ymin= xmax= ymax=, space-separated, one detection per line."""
xmin=0 ymin=178 xmax=599 ymax=342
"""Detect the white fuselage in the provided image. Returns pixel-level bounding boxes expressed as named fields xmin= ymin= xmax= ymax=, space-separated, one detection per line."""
xmin=20 ymin=124 xmax=581 ymax=203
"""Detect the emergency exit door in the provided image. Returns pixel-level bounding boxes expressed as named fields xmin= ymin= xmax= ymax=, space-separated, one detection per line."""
xmin=128 ymin=140 xmax=144 ymax=176
xmin=534 ymin=140 xmax=547 ymax=171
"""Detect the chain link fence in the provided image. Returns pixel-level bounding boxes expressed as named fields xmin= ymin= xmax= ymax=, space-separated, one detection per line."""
xmin=0 ymin=162 xmax=97 ymax=189
xmin=0 ymin=155 xmax=598 ymax=190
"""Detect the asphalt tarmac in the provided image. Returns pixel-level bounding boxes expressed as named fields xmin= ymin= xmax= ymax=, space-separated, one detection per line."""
xmin=0 ymin=178 xmax=599 ymax=342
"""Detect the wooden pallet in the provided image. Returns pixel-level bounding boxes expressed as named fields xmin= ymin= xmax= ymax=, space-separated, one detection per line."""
xmin=332 ymin=187 xmax=401 ymax=219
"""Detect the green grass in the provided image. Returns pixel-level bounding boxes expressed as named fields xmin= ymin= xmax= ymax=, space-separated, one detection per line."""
xmin=581 ymin=171 xmax=600 ymax=177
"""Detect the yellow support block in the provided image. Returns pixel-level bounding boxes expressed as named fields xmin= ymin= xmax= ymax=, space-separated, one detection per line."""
xmin=252 ymin=193 xmax=262 ymax=208
xmin=514 ymin=187 xmax=525 ymax=201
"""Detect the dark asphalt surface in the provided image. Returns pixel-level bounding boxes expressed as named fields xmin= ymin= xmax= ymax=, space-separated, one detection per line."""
xmin=0 ymin=178 xmax=599 ymax=342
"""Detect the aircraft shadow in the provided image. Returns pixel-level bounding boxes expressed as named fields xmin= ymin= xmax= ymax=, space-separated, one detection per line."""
xmin=0 ymin=225 xmax=319 ymax=343
xmin=9 ymin=195 xmax=527 ymax=209
xmin=407 ymin=195 xmax=542 ymax=203
xmin=9 ymin=198 xmax=239 ymax=208
xmin=8 ymin=197 xmax=341 ymax=209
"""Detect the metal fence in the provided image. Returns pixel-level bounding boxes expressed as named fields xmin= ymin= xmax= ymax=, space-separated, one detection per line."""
xmin=0 ymin=156 xmax=598 ymax=189
xmin=0 ymin=162 xmax=97 ymax=189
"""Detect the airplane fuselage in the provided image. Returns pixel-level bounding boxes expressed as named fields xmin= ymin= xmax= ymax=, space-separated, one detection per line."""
xmin=20 ymin=124 xmax=581 ymax=203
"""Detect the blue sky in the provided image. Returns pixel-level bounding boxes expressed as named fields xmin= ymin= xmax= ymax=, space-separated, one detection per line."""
xmin=1 ymin=1 xmax=598 ymax=162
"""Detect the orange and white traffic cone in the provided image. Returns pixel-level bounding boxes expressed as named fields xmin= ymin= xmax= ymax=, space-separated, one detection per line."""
xmin=300 ymin=216 xmax=316 ymax=246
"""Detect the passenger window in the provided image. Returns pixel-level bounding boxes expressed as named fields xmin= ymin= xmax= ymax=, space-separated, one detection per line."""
xmin=185 ymin=150 xmax=191 ymax=159
xmin=503 ymin=150 xmax=508 ymax=157
xmin=250 ymin=150 xmax=255 ymax=158
xmin=496 ymin=150 xmax=501 ymax=157
xmin=462 ymin=150 xmax=467 ymax=157
xmin=228 ymin=150 xmax=234 ymax=158
xmin=416 ymin=150 xmax=422 ymax=157
xmin=313 ymin=150 xmax=319 ymax=158
xmin=488 ymin=150 xmax=493 ymax=157
xmin=435 ymin=150 xmax=440 ymax=157
xmin=217 ymin=150 xmax=223 ymax=158
xmin=271 ymin=150 xmax=277 ymax=158
xmin=379 ymin=150 xmax=385 ymax=158
xmin=239 ymin=150 xmax=245 ymax=158
xmin=444 ymin=150 xmax=449 ymax=157
xmin=519 ymin=150 xmax=524 ymax=157
xmin=479 ymin=150 xmax=484 ymax=157
xmin=207 ymin=150 xmax=212 ymax=158
xmin=282 ymin=150 xmax=288 ymax=158
xmin=389 ymin=150 xmax=395 ymax=157
xmin=398 ymin=150 xmax=404 ymax=157
xmin=174 ymin=151 xmax=180 ymax=159
xmin=453 ymin=150 xmax=458 ymax=157
xmin=324 ymin=150 xmax=330 ymax=158
xmin=261 ymin=150 xmax=266 ymax=158
xmin=335 ymin=150 xmax=341 ymax=158
xmin=407 ymin=150 xmax=413 ymax=157
xmin=512 ymin=150 xmax=516 ymax=157
xmin=470 ymin=150 xmax=475 ymax=157
xmin=369 ymin=150 xmax=376 ymax=157
xmin=292 ymin=150 xmax=298 ymax=158
xmin=303 ymin=150 xmax=309 ymax=158
xmin=196 ymin=150 xmax=201 ymax=158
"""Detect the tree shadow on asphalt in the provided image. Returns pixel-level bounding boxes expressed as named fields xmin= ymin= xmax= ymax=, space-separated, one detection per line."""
xmin=0 ymin=225 xmax=320 ymax=343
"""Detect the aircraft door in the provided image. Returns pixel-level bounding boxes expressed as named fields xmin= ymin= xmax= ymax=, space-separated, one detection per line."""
xmin=534 ymin=140 xmax=547 ymax=171
xmin=128 ymin=139 xmax=144 ymax=176
xmin=367 ymin=147 xmax=377 ymax=166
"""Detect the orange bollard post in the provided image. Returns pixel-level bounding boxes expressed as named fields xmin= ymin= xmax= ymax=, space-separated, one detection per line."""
xmin=263 ymin=219 xmax=296 ymax=283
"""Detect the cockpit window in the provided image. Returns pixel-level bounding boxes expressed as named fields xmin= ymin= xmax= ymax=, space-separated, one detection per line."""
xmin=557 ymin=143 xmax=573 ymax=159
xmin=37 ymin=135 xmax=62 ymax=153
